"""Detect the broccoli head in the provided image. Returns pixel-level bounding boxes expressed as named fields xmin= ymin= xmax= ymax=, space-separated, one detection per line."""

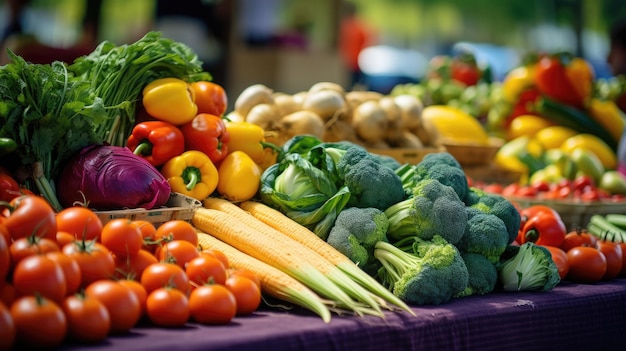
xmin=384 ymin=178 xmax=467 ymax=245
xmin=326 ymin=207 xmax=389 ymax=276
xmin=456 ymin=207 xmax=509 ymax=264
xmin=455 ymin=252 xmax=498 ymax=298
xmin=374 ymin=235 xmax=469 ymax=305
xmin=465 ymin=187 xmax=522 ymax=245
xmin=412 ymin=152 xmax=470 ymax=200
xmin=497 ymin=242 xmax=561 ymax=292
xmin=334 ymin=146 xmax=406 ymax=211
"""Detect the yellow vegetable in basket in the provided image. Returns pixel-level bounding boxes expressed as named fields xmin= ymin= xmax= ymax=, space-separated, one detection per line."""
xmin=421 ymin=105 xmax=489 ymax=145
xmin=560 ymin=134 xmax=617 ymax=170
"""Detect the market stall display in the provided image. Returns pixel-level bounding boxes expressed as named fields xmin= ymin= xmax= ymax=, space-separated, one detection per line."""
xmin=1 ymin=32 xmax=626 ymax=351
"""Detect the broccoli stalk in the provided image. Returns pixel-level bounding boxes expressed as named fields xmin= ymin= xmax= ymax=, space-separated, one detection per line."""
xmin=497 ymin=242 xmax=561 ymax=292
xmin=374 ymin=235 xmax=469 ymax=305
xmin=384 ymin=178 xmax=467 ymax=245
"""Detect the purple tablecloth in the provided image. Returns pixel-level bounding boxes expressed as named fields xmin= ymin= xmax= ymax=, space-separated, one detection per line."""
xmin=56 ymin=278 xmax=626 ymax=351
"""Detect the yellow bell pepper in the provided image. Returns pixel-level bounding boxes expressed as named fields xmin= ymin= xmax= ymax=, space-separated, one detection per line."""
xmin=501 ymin=64 xmax=536 ymax=103
xmin=217 ymin=151 xmax=262 ymax=202
xmin=142 ymin=77 xmax=198 ymax=126
xmin=505 ymin=114 xmax=552 ymax=141
xmin=225 ymin=121 xmax=279 ymax=165
xmin=161 ymin=150 xmax=218 ymax=200
xmin=587 ymin=98 xmax=625 ymax=145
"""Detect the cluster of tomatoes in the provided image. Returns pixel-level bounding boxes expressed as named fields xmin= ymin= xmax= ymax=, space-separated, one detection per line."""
xmin=0 ymin=194 xmax=262 ymax=350
xmin=514 ymin=204 xmax=626 ymax=284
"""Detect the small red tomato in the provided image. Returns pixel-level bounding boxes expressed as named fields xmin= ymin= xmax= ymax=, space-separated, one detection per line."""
xmin=543 ymin=245 xmax=570 ymax=280
xmin=3 ymin=195 xmax=57 ymax=241
xmin=146 ymin=287 xmax=190 ymax=327
xmin=10 ymin=295 xmax=67 ymax=349
xmin=225 ymin=275 xmax=262 ymax=315
xmin=62 ymin=294 xmax=111 ymax=343
xmin=188 ymin=284 xmax=236 ymax=325
xmin=566 ymin=246 xmax=607 ymax=283
xmin=595 ymin=240 xmax=623 ymax=280
xmin=85 ymin=279 xmax=141 ymax=334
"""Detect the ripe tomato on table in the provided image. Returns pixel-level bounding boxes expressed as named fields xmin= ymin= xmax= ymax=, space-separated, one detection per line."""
xmin=566 ymin=246 xmax=607 ymax=283
xmin=595 ymin=240 xmax=623 ymax=280
xmin=146 ymin=287 xmax=190 ymax=327
xmin=84 ymin=279 xmax=141 ymax=334
xmin=61 ymin=294 xmax=111 ymax=343
xmin=225 ymin=275 xmax=262 ymax=315
xmin=12 ymin=254 xmax=67 ymax=304
xmin=560 ymin=229 xmax=597 ymax=252
xmin=55 ymin=206 xmax=103 ymax=241
xmin=188 ymin=284 xmax=237 ymax=325
xmin=543 ymin=245 xmax=570 ymax=280
xmin=62 ymin=240 xmax=116 ymax=287
xmin=10 ymin=295 xmax=67 ymax=349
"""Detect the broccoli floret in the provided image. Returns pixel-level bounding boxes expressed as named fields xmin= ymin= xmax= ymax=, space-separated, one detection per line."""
xmin=497 ymin=242 xmax=561 ymax=292
xmin=326 ymin=207 xmax=389 ymax=276
xmin=411 ymin=152 xmax=469 ymax=200
xmin=333 ymin=146 xmax=406 ymax=211
xmin=456 ymin=207 xmax=509 ymax=264
xmin=455 ymin=252 xmax=498 ymax=298
xmin=384 ymin=178 xmax=467 ymax=245
xmin=374 ymin=235 xmax=469 ymax=305
xmin=465 ymin=187 xmax=521 ymax=245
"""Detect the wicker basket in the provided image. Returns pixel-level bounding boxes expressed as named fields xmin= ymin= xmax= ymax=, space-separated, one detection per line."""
xmin=95 ymin=192 xmax=202 ymax=227
xmin=507 ymin=197 xmax=626 ymax=231
xmin=368 ymin=146 xmax=446 ymax=165
xmin=443 ymin=137 xmax=504 ymax=167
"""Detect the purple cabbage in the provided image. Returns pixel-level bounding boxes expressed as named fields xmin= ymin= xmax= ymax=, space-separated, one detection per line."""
xmin=57 ymin=144 xmax=171 ymax=210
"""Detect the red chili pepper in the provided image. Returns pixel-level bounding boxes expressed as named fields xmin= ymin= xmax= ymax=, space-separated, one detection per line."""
xmin=520 ymin=211 xmax=567 ymax=247
xmin=180 ymin=113 xmax=230 ymax=164
xmin=126 ymin=121 xmax=185 ymax=166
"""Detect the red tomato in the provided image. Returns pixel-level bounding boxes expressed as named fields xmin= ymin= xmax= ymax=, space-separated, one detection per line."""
xmin=62 ymin=294 xmax=111 ymax=343
xmin=62 ymin=240 xmax=116 ymax=287
xmin=117 ymin=279 xmax=148 ymax=316
xmin=56 ymin=231 xmax=76 ymax=248
xmin=566 ymin=246 xmax=607 ymax=283
xmin=186 ymin=255 xmax=228 ymax=287
xmin=9 ymin=235 xmax=59 ymax=266
xmin=10 ymin=295 xmax=67 ymax=349
xmin=3 ymin=195 xmax=57 ymax=241
xmin=146 ymin=287 xmax=190 ymax=327
xmin=154 ymin=220 xmax=199 ymax=247
xmin=0 ymin=234 xmax=9 ymax=282
xmin=543 ymin=245 xmax=570 ymax=280
xmin=133 ymin=220 xmax=158 ymax=253
xmin=595 ymin=240 xmax=623 ymax=280
xmin=0 ymin=223 xmax=10 ymax=246
xmin=85 ymin=280 xmax=141 ymax=334
xmin=188 ymin=284 xmax=237 ymax=325
xmin=113 ymin=248 xmax=158 ymax=281
xmin=225 ymin=275 xmax=262 ymax=315
xmin=156 ymin=239 xmax=200 ymax=269
xmin=560 ymin=229 xmax=598 ymax=252
xmin=201 ymin=248 xmax=229 ymax=269
xmin=45 ymin=251 xmax=82 ymax=295
xmin=12 ymin=255 xmax=66 ymax=304
xmin=228 ymin=268 xmax=261 ymax=290
xmin=190 ymin=81 xmax=228 ymax=116
xmin=0 ymin=302 xmax=15 ymax=351
xmin=55 ymin=206 xmax=103 ymax=241
xmin=140 ymin=262 xmax=190 ymax=295
xmin=101 ymin=219 xmax=143 ymax=258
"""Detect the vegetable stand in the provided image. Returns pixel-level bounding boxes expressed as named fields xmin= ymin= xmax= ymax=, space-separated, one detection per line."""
xmin=56 ymin=278 xmax=626 ymax=351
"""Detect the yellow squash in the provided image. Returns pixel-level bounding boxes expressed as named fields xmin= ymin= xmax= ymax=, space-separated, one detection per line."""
xmin=421 ymin=105 xmax=490 ymax=145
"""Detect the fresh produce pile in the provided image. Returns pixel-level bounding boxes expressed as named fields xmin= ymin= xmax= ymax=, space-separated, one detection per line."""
xmin=1 ymin=33 xmax=626 ymax=350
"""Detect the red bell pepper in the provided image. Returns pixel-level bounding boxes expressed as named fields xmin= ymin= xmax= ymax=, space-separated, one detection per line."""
xmin=180 ymin=113 xmax=230 ymax=164
xmin=126 ymin=121 xmax=185 ymax=166
xmin=535 ymin=52 xmax=594 ymax=109
xmin=519 ymin=207 xmax=567 ymax=247
xmin=1 ymin=166 xmax=23 ymax=203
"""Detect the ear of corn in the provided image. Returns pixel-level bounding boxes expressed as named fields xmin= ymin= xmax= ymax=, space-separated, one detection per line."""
xmin=239 ymin=200 xmax=414 ymax=315
xmin=196 ymin=231 xmax=332 ymax=323
xmin=202 ymin=197 xmax=388 ymax=314
xmin=192 ymin=207 xmax=382 ymax=317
